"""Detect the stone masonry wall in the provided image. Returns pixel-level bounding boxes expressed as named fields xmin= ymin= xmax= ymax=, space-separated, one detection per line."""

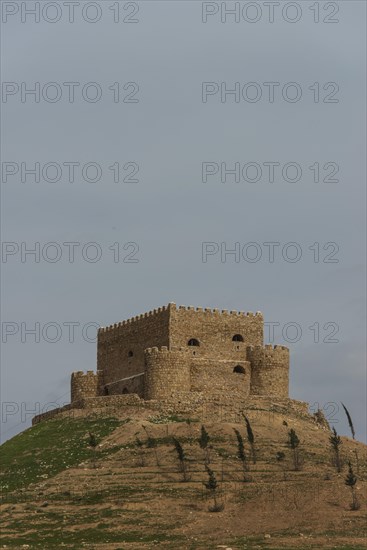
xmin=190 ymin=358 xmax=251 ymax=398
xmin=105 ymin=372 xmax=144 ymax=397
xmin=71 ymin=371 xmax=98 ymax=402
xmin=170 ymin=305 xmax=263 ymax=359
xmin=144 ymin=347 xmax=190 ymax=400
xmin=247 ymin=345 xmax=289 ymax=398
xmin=97 ymin=305 xmax=170 ymax=394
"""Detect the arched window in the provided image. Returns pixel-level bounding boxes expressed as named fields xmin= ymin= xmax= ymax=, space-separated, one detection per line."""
xmin=233 ymin=365 xmax=246 ymax=374
xmin=232 ymin=334 xmax=244 ymax=342
xmin=188 ymin=338 xmax=200 ymax=347
xmin=128 ymin=350 xmax=133 ymax=357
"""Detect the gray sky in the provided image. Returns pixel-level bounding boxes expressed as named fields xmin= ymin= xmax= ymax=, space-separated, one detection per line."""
xmin=1 ymin=1 xmax=366 ymax=443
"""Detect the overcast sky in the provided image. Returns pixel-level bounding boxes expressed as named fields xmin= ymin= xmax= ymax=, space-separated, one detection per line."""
xmin=1 ymin=1 xmax=366 ymax=443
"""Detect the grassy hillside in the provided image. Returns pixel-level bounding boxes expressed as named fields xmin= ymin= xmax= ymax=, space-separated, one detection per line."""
xmin=0 ymin=408 xmax=366 ymax=549
xmin=0 ymin=417 xmax=122 ymax=493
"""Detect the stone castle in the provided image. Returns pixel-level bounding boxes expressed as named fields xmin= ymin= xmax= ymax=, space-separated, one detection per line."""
xmin=72 ymin=302 xmax=289 ymax=402
xmin=34 ymin=303 xmax=309 ymax=424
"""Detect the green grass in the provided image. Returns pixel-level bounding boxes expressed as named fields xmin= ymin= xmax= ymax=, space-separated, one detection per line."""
xmin=229 ymin=535 xmax=367 ymax=550
xmin=2 ymin=496 xmax=182 ymax=548
xmin=148 ymin=414 xmax=199 ymax=424
xmin=0 ymin=416 xmax=124 ymax=494
xmin=0 ymin=525 xmax=184 ymax=548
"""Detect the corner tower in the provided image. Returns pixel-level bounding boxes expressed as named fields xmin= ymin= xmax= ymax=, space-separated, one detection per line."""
xmin=247 ymin=344 xmax=289 ymax=398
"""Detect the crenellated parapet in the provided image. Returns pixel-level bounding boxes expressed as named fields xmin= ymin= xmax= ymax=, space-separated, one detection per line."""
xmin=98 ymin=302 xmax=263 ymax=338
xmin=176 ymin=304 xmax=263 ymax=318
xmin=98 ymin=303 xmax=174 ymax=341
xmin=247 ymin=345 xmax=289 ymax=398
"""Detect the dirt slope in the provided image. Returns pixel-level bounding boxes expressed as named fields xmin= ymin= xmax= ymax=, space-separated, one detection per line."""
xmin=1 ymin=405 xmax=366 ymax=549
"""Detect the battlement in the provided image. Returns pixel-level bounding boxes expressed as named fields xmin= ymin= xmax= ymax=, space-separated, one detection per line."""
xmin=176 ymin=304 xmax=263 ymax=318
xmin=99 ymin=303 xmax=263 ymax=334
xmin=71 ymin=370 xmax=96 ymax=378
xmin=99 ymin=303 xmax=174 ymax=333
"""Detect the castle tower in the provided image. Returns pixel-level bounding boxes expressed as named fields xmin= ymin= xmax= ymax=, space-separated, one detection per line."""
xmin=144 ymin=347 xmax=190 ymax=400
xmin=71 ymin=371 xmax=98 ymax=403
xmin=247 ymin=345 xmax=289 ymax=398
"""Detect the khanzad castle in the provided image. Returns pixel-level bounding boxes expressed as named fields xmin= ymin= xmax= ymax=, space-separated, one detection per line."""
xmin=33 ymin=303 xmax=310 ymax=424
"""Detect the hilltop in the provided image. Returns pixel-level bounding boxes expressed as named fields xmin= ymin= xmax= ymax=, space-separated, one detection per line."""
xmin=0 ymin=404 xmax=366 ymax=549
